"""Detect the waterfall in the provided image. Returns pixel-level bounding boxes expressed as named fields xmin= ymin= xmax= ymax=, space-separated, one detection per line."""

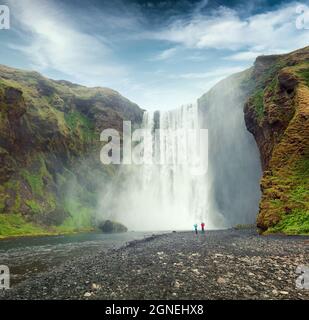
xmin=99 ymin=104 xmax=215 ymax=231
xmin=98 ymin=71 xmax=261 ymax=231
xmin=198 ymin=71 xmax=262 ymax=227
xmin=137 ymin=104 xmax=211 ymax=230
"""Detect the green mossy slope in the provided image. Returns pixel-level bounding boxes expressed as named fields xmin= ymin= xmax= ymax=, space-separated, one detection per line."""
xmin=244 ymin=46 xmax=309 ymax=235
xmin=0 ymin=65 xmax=142 ymax=238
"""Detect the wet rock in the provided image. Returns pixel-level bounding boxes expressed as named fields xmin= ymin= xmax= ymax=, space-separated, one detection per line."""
xmin=97 ymin=220 xmax=128 ymax=234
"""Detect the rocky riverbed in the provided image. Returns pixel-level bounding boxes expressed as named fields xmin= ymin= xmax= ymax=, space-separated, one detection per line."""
xmin=1 ymin=229 xmax=308 ymax=300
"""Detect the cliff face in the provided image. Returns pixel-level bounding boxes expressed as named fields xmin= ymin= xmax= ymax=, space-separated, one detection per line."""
xmin=0 ymin=65 xmax=143 ymax=236
xmin=244 ymin=47 xmax=309 ymax=234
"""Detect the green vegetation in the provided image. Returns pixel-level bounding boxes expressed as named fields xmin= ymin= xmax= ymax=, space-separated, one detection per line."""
xmin=0 ymin=213 xmax=93 ymax=239
xmin=267 ymin=209 xmax=309 ymax=235
xmin=257 ymin=59 xmax=286 ymax=89
xmin=65 ymin=111 xmax=95 ymax=141
xmin=0 ymin=214 xmax=48 ymax=238
xmin=252 ymin=89 xmax=265 ymax=121
xmin=246 ymin=48 xmax=309 ymax=235
xmin=60 ymin=201 xmax=93 ymax=231
xmin=21 ymin=155 xmax=52 ymax=198
xmin=21 ymin=170 xmax=44 ymax=197
xmin=266 ymin=76 xmax=279 ymax=103
xmin=296 ymin=66 xmax=309 ymax=87
xmin=53 ymin=172 xmax=96 ymax=232
xmin=0 ymin=63 xmax=142 ymax=239
xmin=46 ymin=194 xmax=57 ymax=212
xmin=25 ymin=199 xmax=43 ymax=214
xmin=265 ymin=155 xmax=309 ymax=235
xmin=2 ymin=180 xmax=21 ymax=213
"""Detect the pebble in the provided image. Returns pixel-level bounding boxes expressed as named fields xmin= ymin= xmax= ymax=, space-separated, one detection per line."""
xmin=217 ymin=277 xmax=227 ymax=284
xmin=84 ymin=292 xmax=92 ymax=297
xmin=91 ymin=283 xmax=101 ymax=290
xmin=279 ymin=291 xmax=289 ymax=295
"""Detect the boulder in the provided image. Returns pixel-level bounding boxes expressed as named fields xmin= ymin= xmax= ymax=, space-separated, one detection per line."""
xmin=98 ymin=220 xmax=128 ymax=233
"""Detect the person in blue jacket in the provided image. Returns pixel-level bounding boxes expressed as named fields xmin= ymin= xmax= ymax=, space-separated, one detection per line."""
xmin=193 ymin=223 xmax=198 ymax=235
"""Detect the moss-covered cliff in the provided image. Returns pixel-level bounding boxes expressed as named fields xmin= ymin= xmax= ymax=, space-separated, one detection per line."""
xmin=244 ymin=46 xmax=309 ymax=234
xmin=0 ymin=65 xmax=143 ymax=237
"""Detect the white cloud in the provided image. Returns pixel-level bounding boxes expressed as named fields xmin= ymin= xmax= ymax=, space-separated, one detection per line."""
xmin=147 ymin=3 xmax=309 ymax=54
xmin=224 ymin=51 xmax=261 ymax=61
xmin=7 ymin=0 xmax=127 ymax=85
xmin=4 ymin=0 xmax=309 ymax=111
xmin=224 ymin=48 xmax=290 ymax=61
xmin=171 ymin=66 xmax=245 ymax=79
xmin=151 ymin=47 xmax=178 ymax=61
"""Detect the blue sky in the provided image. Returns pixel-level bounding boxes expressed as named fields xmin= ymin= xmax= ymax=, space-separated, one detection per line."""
xmin=0 ymin=0 xmax=308 ymax=110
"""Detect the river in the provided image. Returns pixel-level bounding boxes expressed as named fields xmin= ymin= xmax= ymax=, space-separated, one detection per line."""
xmin=0 ymin=231 xmax=158 ymax=287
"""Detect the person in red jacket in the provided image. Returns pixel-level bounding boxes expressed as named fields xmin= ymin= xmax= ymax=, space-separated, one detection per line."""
xmin=201 ymin=222 xmax=205 ymax=233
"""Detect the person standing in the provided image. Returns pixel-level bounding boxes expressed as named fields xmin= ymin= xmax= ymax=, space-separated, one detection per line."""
xmin=194 ymin=223 xmax=198 ymax=235
xmin=201 ymin=222 xmax=205 ymax=233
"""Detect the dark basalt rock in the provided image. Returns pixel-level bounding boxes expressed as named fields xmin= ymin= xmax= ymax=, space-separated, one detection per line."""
xmin=98 ymin=220 xmax=128 ymax=233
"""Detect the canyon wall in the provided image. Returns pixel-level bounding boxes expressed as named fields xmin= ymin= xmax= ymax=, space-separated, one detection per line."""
xmin=244 ymin=46 xmax=309 ymax=234
xmin=0 ymin=65 xmax=143 ymax=236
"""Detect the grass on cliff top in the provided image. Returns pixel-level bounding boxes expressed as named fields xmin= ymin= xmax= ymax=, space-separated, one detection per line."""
xmin=295 ymin=63 xmax=309 ymax=87
xmin=256 ymin=59 xmax=286 ymax=89
xmin=249 ymin=58 xmax=291 ymax=123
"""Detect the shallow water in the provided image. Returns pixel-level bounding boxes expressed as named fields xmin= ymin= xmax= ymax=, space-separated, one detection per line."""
xmin=0 ymin=231 xmax=158 ymax=287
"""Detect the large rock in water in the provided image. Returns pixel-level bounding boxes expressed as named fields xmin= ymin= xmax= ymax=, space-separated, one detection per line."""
xmin=0 ymin=64 xmax=143 ymax=235
xmin=244 ymin=46 xmax=309 ymax=234
xmin=98 ymin=220 xmax=128 ymax=233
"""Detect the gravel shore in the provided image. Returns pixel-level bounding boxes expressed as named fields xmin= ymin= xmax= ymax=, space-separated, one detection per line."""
xmin=1 ymin=229 xmax=309 ymax=300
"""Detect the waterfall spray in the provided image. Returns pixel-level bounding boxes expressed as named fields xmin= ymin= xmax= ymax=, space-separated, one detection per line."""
xmin=98 ymin=73 xmax=261 ymax=231
xmin=99 ymin=104 xmax=217 ymax=231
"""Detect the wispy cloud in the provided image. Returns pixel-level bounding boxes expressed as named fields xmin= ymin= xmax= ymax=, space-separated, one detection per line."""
xmin=224 ymin=51 xmax=261 ymax=61
xmin=3 ymin=0 xmax=309 ymax=111
xmin=146 ymin=3 xmax=309 ymax=56
xmin=151 ymin=47 xmax=178 ymax=61
xmin=224 ymin=48 xmax=289 ymax=61
xmin=171 ymin=66 xmax=245 ymax=79
xmin=7 ymin=0 xmax=128 ymax=85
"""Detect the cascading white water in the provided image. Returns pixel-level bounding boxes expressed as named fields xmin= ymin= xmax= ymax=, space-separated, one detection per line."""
xmin=138 ymin=104 xmax=210 ymax=230
xmin=99 ymin=104 xmax=216 ymax=231
xmin=98 ymin=73 xmax=261 ymax=231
